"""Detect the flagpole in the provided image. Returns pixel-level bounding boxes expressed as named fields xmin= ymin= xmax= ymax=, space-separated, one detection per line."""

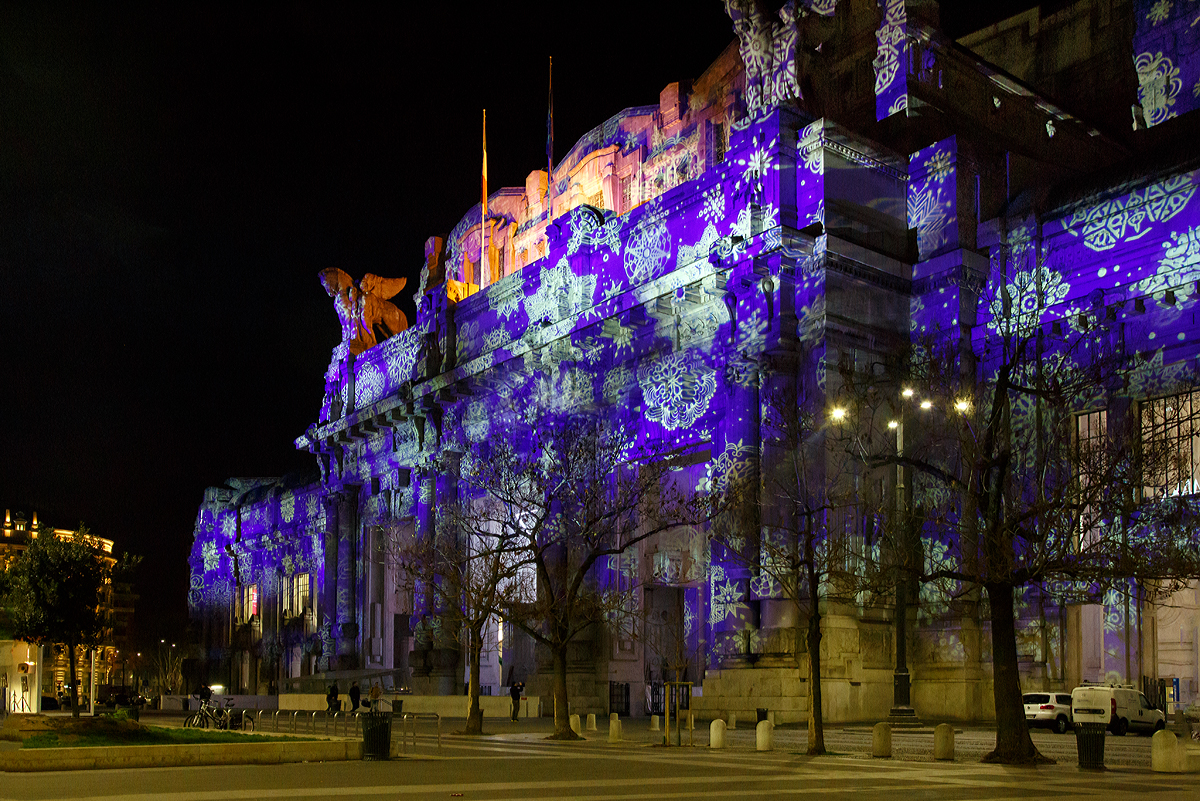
xmin=546 ymin=55 xmax=554 ymax=225
xmin=482 ymin=108 xmax=488 ymax=289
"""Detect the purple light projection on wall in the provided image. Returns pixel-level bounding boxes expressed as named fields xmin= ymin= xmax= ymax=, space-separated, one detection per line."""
xmin=188 ymin=2 xmax=1200 ymax=694
xmin=1132 ymin=0 xmax=1200 ymax=128
xmin=874 ymin=0 xmax=908 ymax=120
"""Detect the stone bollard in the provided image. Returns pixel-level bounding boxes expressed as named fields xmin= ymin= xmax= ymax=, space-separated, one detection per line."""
xmin=586 ymin=713 xmax=597 ymax=731
xmin=610 ymin=712 xmax=619 ymax=723
xmin=650 ymin=714 xmax=660 ymax=731
xmin=569 ymin=714 xmax=581 ymax=735
xmin=872 ymin=722 xmax=892 ymax=758
xmin=608 ymin=717 xmax=622 ymax=743
xmin=710 ymin=718 xmax=727 ymax=749
xmin=1151 ymin=729 xmax=1186 ymax=773
xmin=934 ymin=723 xmax=955 ymax=761
xmin=756 ymin=719 xmax=774 ymax=751
xmin=728 ymin=712 xmax=737 ymax=730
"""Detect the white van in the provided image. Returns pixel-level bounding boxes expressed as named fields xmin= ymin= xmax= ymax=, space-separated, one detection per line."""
xmin=1070 ymin=684 xmax=1166 ymax=736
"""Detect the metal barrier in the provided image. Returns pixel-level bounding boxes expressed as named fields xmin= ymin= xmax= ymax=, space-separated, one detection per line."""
xmin=399 ymin=713 xmax=441 ymax=753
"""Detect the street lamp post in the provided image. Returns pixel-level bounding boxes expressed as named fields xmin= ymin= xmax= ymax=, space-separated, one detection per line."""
xmin=887 ymin=396 xmax=920 ymax=726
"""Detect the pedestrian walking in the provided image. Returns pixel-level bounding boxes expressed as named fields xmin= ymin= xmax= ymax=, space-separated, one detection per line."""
xmin=369 ymin=681 xmax=382 ymax=711
xmin=509 ymin=681 xmax=523 ymax=721
xmin=349 ymin=680 xmax=361 ymax=711
xmin=326 ymin=683 xmax=340 ymax=713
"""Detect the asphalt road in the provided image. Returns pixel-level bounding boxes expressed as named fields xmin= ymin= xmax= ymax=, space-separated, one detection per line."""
xmin=2 ymin=716 xmax=1193 ymax=801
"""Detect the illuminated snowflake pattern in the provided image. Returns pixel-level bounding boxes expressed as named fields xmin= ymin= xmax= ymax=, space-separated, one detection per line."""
xmin=1136 ymin=225 xmax=1200 ymax=301
xmin=704 ymin=439 xmax=756 ymax=495
xmin=623 ymin=220 xmax=672 ymax=284
xmin=383 ymin=332 xmax=422 ymax=388
xmin=1062 ymin=171 xmax=1195 ymax=251
xmin=677 ymin=223 xmax=720 ymax=270
xmin=873 ymin=0 xmax=907 ymax=119
xmin=638 ymin=350 xmax=717 ymax=430
xmin=734 ymin=135 xmax=777 ymax=198
xmin=1135 ymin=51 xmax=1182 ymax=126
xmin=202 ymin=541 xmax=219 ymax=573
xmin=797 ymin=294 xmax=825 ymax=343
xmin=750 ymin=572 xmax=781 ymax=599
xmin=709 ymin=565 xmax=746 ymax=625
xmin=463 ymin=400 xmax=489 ymax=443
xmin=487 ymin=273 xmax=524 ymax=320
xmin=799 ymin=120 xmax=824 ymax=175
xmin=908 ymin=186 xmax=953 ymax=260
xmin=700 ymin=186 xmax=725 ymax=224
xmin=986 ymin=264 xmax=1070 ymax=337
xmin=1147 ymin=0 xmax=1172 ymax=24
xmin=523 ymin=257 xmax=597 ymax=340
xmin=602 ymin=364 xmax=632 ymax=403
xmin=277 ymin=492 xmax=294 ymax=525
xmin=737 ymin=308 xmax=768 ymax=354
xmin=924 ymin=149 xmax=953 ymax=183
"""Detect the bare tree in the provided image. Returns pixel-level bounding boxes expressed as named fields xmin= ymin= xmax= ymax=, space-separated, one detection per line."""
xmin=462 ymin=400 xmax=716 ymax=739
xmin=386 ymin=476 xmax=522 ymax=735
xmin=715 ymin=384 xmax=881 ymax=755
xmin=845 ymin=271 xmax=1200 ymax=762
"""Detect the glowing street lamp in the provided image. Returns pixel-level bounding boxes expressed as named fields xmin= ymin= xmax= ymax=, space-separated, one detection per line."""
xmin=831 ymin=407 xmax=847 ymax=421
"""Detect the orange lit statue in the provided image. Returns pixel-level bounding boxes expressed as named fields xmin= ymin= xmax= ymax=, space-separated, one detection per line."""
xmin=319 ymin=268 xmax=408 ymax=355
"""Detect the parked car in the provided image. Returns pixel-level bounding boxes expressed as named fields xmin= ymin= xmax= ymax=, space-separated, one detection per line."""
xmin=1023 ymin=692 xmax=1074 ymax=733
xmin=1070 ymin=684 xmax=1166 ymax=736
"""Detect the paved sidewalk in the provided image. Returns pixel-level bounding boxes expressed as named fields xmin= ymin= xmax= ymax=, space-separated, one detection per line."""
xmin=1 ymin=726 xmax=1195 ymax=801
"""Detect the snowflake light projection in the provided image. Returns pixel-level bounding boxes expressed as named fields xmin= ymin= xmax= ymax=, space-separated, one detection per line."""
xmin=678 ymin=223 xmax=721 ymax=271
xmin=734 ymin=134 xmax=777 ymax=199
xmin=708 ymin=565 xmax=747 ymax=626
xmin=638 ymin=350 xmax=717 ymax=431
xmin=1136 ymin=51 xmax=1183 ymax=126
xmin=523 ymin=257 xmax=597 ymax=343
xmin=700 ymin=186 xmax=726 ymax=224
xmin=1137 ymin=225 xmax=1200 ymax=301
xmin=1061 ymin=171 xmax=1195 ymax=252
xmin=623 ymin=220 xmax=672 ymax=284
xmin=873 ymin=0 xmax=908 ymax=120
xmin=1146 ymin=0 xmax=1173 ymax=25
xmin=986 ymin=264 xmax=1071 ymax=338
xmin=923 ymin=149 xmax=953 ymax=184
xmin=703 ymin=439 xmax=756 ymax=495
xmin=487 ymin=272 xmax=525 ymax=320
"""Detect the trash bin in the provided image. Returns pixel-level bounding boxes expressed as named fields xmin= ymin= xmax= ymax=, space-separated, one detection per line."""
xmin=362 ymin=710 xmax=392 ymax=761
xmin=756 ymin=708 xmax=768 ymax=724
xmin=1075 ymin=722 xmax=1106 ymax=769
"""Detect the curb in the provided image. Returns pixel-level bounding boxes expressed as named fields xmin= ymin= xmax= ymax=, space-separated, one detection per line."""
xmin=0 ymin=739 xmax=364 ymax=772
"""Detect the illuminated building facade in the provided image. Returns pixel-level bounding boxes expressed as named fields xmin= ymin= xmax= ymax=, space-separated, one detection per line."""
xmin=188 ymin=0 xmax=1200 ymax=719
xmin=1 ymin=510 xmax=136 ymax=712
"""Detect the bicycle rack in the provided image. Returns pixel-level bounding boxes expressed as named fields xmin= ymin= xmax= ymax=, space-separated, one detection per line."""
xmin=271 ymin=710 xmax=283 ymax=732
xmin=309 ymin=711 xmax=318 ymax=733
xmin=399 ymin=713 xmax=441 ymax=753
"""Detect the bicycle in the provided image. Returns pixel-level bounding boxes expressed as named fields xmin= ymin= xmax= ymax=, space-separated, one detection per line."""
xmin=184 ymin=687 xmax=254 ymax=731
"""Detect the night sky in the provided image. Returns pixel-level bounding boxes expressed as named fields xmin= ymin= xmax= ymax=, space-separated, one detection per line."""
xmin=1 ymin=2 xmax=1036 ymax=644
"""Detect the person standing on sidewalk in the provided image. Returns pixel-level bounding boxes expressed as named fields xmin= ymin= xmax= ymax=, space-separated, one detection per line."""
xmin=509 ymin=681 xmax=523 ymax=722
xmin=349 ymin=680 xmax=361 ymax=711
xmin=369 ymin=682 xmax=382 ymax=711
